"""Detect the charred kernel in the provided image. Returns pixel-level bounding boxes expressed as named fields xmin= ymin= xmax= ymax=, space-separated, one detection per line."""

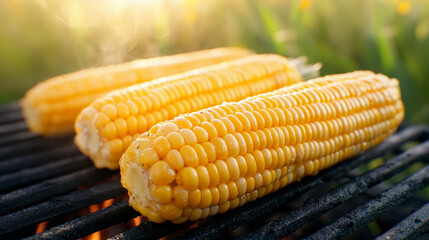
xmin=149 ymin=161 xmax=176 ymax=185
xmin=177 ymin=167 xmax=199 ymax=190
xmin=165 ymin=149 xmax=184 ymax=170
xmin=166 ymin=132 xmax=185 ymax=149
xmin=180 ymin=145 xmax=199 ymax=167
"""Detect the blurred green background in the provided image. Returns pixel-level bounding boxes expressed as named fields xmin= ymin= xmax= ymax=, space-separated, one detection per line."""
xmin=1 ymin=0 xmax=428 ymax=123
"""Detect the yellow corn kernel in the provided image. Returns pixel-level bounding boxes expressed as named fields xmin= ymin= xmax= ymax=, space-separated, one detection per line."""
xmin=75 ymin=54 xmax=306 ymax=169
xmin=120 ymin=71 xmax=403 ymax=223
xmin=151 ymin=185 xmax=173 ymax=204
xmin=149 ymin=161 xmax=176 ymax=185
xmin=22 ymin=47 xmax=254 ymax=136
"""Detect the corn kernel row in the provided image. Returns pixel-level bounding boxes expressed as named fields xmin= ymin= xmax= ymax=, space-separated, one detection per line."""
xmin=120 ymin=71 xmax=404 ymax=223
xmin=75 ymin=54 xmax=302 ymax=169
xmin=21 ymin=47 xmax=253 ymax=136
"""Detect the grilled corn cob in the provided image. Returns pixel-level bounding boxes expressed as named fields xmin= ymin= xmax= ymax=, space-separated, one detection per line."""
xmin=119 ymin=71 xmax=404 ymax=223
xmin=75 ymin=54 xmax=312 ymax=169
xmin=21 ymin=47 xmax=253 ymax=136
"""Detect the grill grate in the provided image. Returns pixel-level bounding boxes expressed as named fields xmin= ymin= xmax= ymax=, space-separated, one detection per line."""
xmin=0 ymin=102 xmax=428 ymax=240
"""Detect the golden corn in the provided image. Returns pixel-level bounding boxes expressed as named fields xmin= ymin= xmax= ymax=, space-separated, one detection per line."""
xmin=75 ymin=54 xmax=305 ymax=169
xmin=21 ymin=47 xmax=253 ymax=136
xmin=119 ymin=71 xmax=404 ymax=223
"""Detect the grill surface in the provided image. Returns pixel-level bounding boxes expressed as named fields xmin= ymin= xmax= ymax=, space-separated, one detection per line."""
xmin=0 ymin=102 xmax=428 ymax=240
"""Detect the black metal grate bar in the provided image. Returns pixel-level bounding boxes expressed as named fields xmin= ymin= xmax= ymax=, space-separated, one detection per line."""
xmin=0 ymin=102 xmax=20 ymax=113
xmin=0 ymin=112 xmax=24 ymax=125
xmin=306 ymin=165 xmax=429 ymax=240
xmin=0 ymin=179 xmax=126 ymax=236
xmin=0 ymin=167 xmax=115 ymax=215
xmin=0 ymin=144 xmax=80 ymax=174
xmin=0 ymin=131 xmax=38 ymax=146
xmin=176 ymin=126 xmax=428 ymax=240
xmin=0 ymin=136 xmax=73 ymax=159
xmin=0 ymin=155 xmax=92 ymax=192
xmin=0 ymin=121 xmax=27 ymax=136
xmin=109 ymin=221 xmax=192 ymax=240
xmin=240 ymin=140 xmax=429 ymax=239
xmin=28 ymin=201 xmax=139 ymax=240
xmin=376 ymin=202 xmax=429 ymax=240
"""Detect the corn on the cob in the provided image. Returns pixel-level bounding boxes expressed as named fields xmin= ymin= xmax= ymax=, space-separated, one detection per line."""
xmin=119 ymin=71 xmax=404 ymax=223
xmin=21 ymin=47 xmax=253 ymax=136
xmin=75 ymin=54 xmax=307 ymax=169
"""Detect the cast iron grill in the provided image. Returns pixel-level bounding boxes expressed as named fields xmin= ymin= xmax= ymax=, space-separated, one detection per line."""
xmin=0 ymin=102 xmax=428 ymax=239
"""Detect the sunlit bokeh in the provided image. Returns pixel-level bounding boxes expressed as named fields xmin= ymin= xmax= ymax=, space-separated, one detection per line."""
xmin=1 ymin=0 xmax=429 ymax=123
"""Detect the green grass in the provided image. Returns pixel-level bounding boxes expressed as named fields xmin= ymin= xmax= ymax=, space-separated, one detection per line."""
xmin=1 ymin=0 xmax=428 ymax=123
